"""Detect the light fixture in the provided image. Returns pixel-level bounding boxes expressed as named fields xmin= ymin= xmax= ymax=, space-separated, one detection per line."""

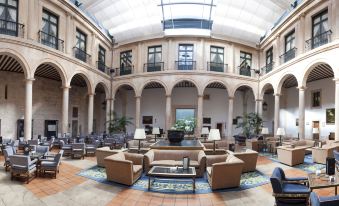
xmin=208 ymin=129 xmax=221 ymax=154
xmin=263 ymin=102 xmax=268 ymax=111
xmin=276 ymin=128 xmax=285 ymax=146
xmin=201 ymin=127 xmax=209 ymax=141
xmin=134 ymin=128 xmax=146 ymax=153
xmin=152 ymin=127 xmax=160 ymax=142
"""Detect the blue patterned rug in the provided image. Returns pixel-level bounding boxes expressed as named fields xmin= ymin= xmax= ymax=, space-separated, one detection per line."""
xmin=77 ymin=166 xmax=269 ymax=194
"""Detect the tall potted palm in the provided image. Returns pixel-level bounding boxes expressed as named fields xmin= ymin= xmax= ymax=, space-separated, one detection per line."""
xmin=106 ymin=112 xmax=133 ymax=134
xmin=236 ymin=112 xmax=263 ymax=138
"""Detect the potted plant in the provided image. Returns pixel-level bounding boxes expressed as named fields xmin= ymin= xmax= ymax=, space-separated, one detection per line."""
xmin=106 ymin=112 xmax=133 ymax=134
xmin=168 ymin=117 xmax=196 ymax=143
xmin=236 ymin=112 xmax=263 ymax=138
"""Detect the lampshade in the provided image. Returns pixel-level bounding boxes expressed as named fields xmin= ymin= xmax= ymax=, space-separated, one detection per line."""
xmin=152 ymin=127 xmax=160 ymax=135
xmin=134 ymin=128 xmax=146 ymax=140
xmin=276 ymin=128 xmax=285 ymax=136
xmin=208 ymin=129 xmax=221 ymax=141
xmin=261 ymin=127 xmax=269 ymax=135
xmin=312 ymin=128 xmax=319 ymax=134
xmin=201 ymin=127 xmax=209 ymax=135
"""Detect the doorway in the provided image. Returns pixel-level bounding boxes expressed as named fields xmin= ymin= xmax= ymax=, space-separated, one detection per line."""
xmin=45 ymin=120 xmax=58 ymax=139
xmin=17 ymin=119 xmax=33 ymax=139
xmin=312 ymin=121 xmax=320 ymax=140
xmin=216 ymin=123 xmax=223 ymax=137
xmin=72 ymin=120 xmax=78 ymax=137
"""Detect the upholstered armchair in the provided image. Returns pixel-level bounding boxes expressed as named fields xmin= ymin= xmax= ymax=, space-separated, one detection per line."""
xmin=310 ymin=192 xmax=339 ymax=206
xmin=27 ymin=139 xmax=38 ymax=145
xmin=334 ymin=150 xmax=339 ymax=172
xmin=85 ymin=141 xmax=99 ymax=156
xmin=71 ymin=143 xmax=85 ymax=159
xmin=206 ymin=154 xmax=244 ymax=190
xmin=270 ymin=167 xmax=310 ymax=206
xmin=40 ymin=150 xmax=63 ymax=178
xmin=60 ymin=140 xmax=72 ymax=156
xmin=3 ymin=147 xmax=14 ymax=171
xmin=33 ymin=145 xmax=49 ymax=156
xmin=228 ymin=149 xmax=258 ymax=172
xmin=103 ymin=138 xmax=115 ymax=147
xmin=104 ymin=152 xmax=143 ymax=186
xmin=10 ymin=155 xmax=37 ymax=184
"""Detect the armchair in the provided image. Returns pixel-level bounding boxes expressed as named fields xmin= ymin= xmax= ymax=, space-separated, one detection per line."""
xmin=40 ymin=150 xmax=63 ymax=178
xmin=35 ymin=146 xmax=49 ymax=156
xmin=310 ymin=192 xmax=339 ymax=206
xmin=104 ymin=152 xmax=143 ymax=186
xmin=60 ymin=140 xmax=72 ymax=156
xmin=27 ymin=139 xmax=38 ymax=146
xmin=85 ymin=141 xmax=99 ymax=156
xmin=10 ymin=155 xmax=37 ymax=184
xmin=103 ymin=138 xmax=115 ymax=147
xmin=206 ymin=154 xmax=244 ymax=190
xmin=71 ymin=143 xmax=85 ymax=159
xmin=3 ymin=147 xmax=14 ymax=171
xmin=334 ymin=150 xmax=339 ymax=172
xmin=270 ymin=167 xmax=310 ymax=206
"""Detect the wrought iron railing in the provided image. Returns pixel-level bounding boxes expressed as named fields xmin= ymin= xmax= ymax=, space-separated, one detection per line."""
xmin=0 ymin=19 xmax=24 ymax=37
xmin=261 ymin=62 xmax=274 ymax=75
xmin=305 ymin=30 xmax=332 ymax=51
xmin=280 ymin=47 xmax=297 ymax=64
xmin=117 ymin=66 xmax=133 ymax=76
xmin=239 ymin=65 xmax=252 ymax=77
xmin=175 ymin=60 xmax=196 ymax=70
xmin=38 ymin=30 xmax=64 ymax=52
xmin=73 ymin=47 xmax=91 ymax=64
xmin=97 ymin=61 xmax=111 ymax=73
xmin=207 ymin=62 xmax=227 ymax=72
xmin=143 ymin=62 xmax=164 ymax=72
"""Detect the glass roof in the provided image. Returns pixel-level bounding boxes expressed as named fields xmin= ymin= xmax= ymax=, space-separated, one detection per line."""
xmin=78 ymin=0 xmax=300 ymax=46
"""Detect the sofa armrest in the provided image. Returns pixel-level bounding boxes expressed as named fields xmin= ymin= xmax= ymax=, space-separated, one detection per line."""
xmin=197 ymin=150 xmax=206 ymax=164
xmin=206 ymin=155 xmax=227 ymax=167
xmin=104 ymin=156 xmax=134 ymax=185
xmin=125 ymin=153 xmax=144 ymax=165
xmin=144 ymin=150 xmax=155 ymax=172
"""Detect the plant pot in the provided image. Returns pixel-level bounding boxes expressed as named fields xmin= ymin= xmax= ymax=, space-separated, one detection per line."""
xmin=167 ymin=130 xmax=185 ymax=143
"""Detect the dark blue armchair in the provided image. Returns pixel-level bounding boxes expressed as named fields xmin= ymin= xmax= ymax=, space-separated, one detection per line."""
xmin=310 ymin=192 xmax=339 ymax=206
xmin=270 ymin=167 xmax=310 ymax=206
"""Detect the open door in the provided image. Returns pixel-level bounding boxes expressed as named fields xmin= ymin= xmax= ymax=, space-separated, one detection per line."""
xmin=312 ymin=121 xmax=320 ymax=140
xmin=44 ymin=120 xmax=58 ymax=139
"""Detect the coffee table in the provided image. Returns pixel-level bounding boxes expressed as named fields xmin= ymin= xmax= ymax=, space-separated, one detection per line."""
xmin=147 ymin=166 xmax=196 ymax=192
xmin=308 ymin=173 xmax=339 ymax=195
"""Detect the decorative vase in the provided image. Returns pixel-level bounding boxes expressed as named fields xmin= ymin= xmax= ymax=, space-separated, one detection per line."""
xmin=167 ymin=130 xmax=185 ymax=143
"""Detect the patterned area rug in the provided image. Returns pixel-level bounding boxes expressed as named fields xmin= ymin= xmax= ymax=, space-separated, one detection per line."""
xmin=77 ymin=166 xmax=270 ymax=194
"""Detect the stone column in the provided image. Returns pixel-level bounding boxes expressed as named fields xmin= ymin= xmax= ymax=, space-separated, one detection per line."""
xmin=256 ymin=99 xmax=263 ymax=117
xmin=88 ymin=93 xmax=94 ymax=134
xmin=61 ymin=86 xmax=70 ymax=135
xmin=298 ymin=87 xmax=306 ymax=139
xmin=335 ymin=80 xmax=339 ymax=140
xmin=135 ymin=96 xmax=141 ymax=128
xmin=274 ymin=94 xmax=280 ymax=136
xmin=165 ymin=95 xmax=172 ymax=130
xmin=196 ymin=95 xmax=203 ymax=137
xmin=24 ymin=79 xmax=34 ymax=140
xmin=105 ymin=98 xmax=112 ymax=133
xmin=227 ymin=97 xmax=234 ymax=139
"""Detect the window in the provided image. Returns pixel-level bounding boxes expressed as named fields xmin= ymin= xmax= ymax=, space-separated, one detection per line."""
xmin=41 ymin=9 xmax=59 ymax=49
xmin=147 ymin=46 xmax=162 ymax=72
xmin=284 ymin=30 xmax=296 ymax=62
xmin=177 ymin=44 xmax=194 ymax=70
xmin=0 ymin=0 xmax=18 ymax=36
xmin=175 ymin=108 xmax=195 ymax=121
xmin=75 ymin=29 xmax=87 ymax=62
xmin=312 ymin=9 xmax=330 ymax=49
xmin=265 ymin=47 xmax=273 ymax=73
xmin=97 ymin=45 xmax=106 ymax=72
xmin=239 ymin=51 xmax=252 ymax=76
xmin=120 ymin=50 xmax=132 ymax=75
xmin=210 ymin=46 xmax=224 ymax=72
xmin=311 ymin=90 xmax=321 ymax=108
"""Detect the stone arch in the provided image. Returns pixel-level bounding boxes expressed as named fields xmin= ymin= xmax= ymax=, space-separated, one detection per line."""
xmin=276 ymin=72 xmax=299 ymax=94
xmin=32 ymin=58 xmax=67 ymax=86
xmin=260 ymin=82 xmax=275 ymax=99
xmin=202 ymin=79 xmax=230 ymax=96
xmin=0 ymin=48 xmax=30 ymax=79
xmin=69 ymin=70 xmax=93 ymax=94
xmin=231 ymin=83 xmax=257 ymax=99
xmin=301 ymin=59 xmax=335 ymax=88
xmin=94 ymin=81 xmax=109 ymax=97
xmin=140 ymin=79 xmax=169 ymax=96
xmin=113 ymin=82 xmax=137 ymax=98
xmin=169 ymin=78 xmax=201 ymax=95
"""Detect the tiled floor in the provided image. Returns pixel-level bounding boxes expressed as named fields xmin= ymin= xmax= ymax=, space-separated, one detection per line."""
xmin=0 ymin=149 xmax=335 ymax=206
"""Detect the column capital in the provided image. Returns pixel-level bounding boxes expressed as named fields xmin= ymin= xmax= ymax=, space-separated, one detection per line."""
xmin=61 ymin=86 xmax=71 ymax=89
xmin=297 ymin=86 xmax=307 ymax=91
xmin=197 ymin=94 xmax=204 ymax=98
xmin=25 ymin=78 xmax=35 ymax=83
xmin=106 ymin=98 xmax=114 ymax=101
xmin=135 ymin=95 xmax=141 ymax=99
xmin=256 ymin=99 xmax=264 ymax=102
xmin=88 ymin=93 xmax=95 ymax=96
xmin=228 ymin=96 xmax=235 ymax=100
xmin=166 ymin=95 xmax=171 ymax=98
xmin=274 ymin=93 xmax=281 ymax=97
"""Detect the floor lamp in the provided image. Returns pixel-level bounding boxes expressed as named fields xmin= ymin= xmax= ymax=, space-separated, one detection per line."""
xmin=261 ymin=127 xmax=269 ymax=139
xmin=276 ymin=128 xmax=285 ymax=146
xmin=152 ymin=127 xmax=160 ymax=142
xmin=134 ymin=128 xmax=146 ymax=154
xmin=201 ymin=127 xmax=209 ymax=141
xmin=208 ymin=129 xmax=221 ymax=154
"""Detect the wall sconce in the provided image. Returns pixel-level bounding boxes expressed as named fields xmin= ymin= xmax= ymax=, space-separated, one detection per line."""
xmin=263 ymin=102 xmax=268 ymax=111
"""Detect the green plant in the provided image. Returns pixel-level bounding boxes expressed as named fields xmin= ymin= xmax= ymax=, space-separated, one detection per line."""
xmin=236 ymin=112 xmax=263 ymax=137
xmin=171 ymin=117 xmax=196 ymax=133
xmin=106 ymin=112 xmax=133 ymax=134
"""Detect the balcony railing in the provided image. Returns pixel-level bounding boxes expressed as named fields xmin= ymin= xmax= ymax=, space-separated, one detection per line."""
xmin=144 ymin=62 xmax=164 ymax=72
xmin=97 ymin=61 xmax=111 ymax=73
xmin=280 ymin=47 xmax=297 ymax=64
xmin=261 ymin=62 xmax=274 ymax=75
xmin=0 ymin=19 xmax=24 ymax=37
xmin=38 ymin=31 xmax=64 ymax=52
xmin=305 ymin=30 xmax=332 ymax=51
xmin=239 ymin=65 xmax=252 ymax=77
xmin=73 ymin=47 xmax=91 ymax=64
xmin=175 ymin=60 xmax=196 ymax=70
xmin=207 ymin=62 xmax=227 ymax=72
xmin=116 ymin=66 xmax=133 ymax=76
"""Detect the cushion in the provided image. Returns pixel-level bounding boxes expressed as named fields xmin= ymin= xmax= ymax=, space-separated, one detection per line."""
xmin=174 ymin=160 xmax=199 ymax=167
xmin=150 ymin=160 xmax=176 ymax=167
xmin=41 ymin=161 xmax=57 ymax=168
xmin=282 ymin=183 xmax=310 ymax=194
xmin=133 ymin=165 xmax=142 ymax=174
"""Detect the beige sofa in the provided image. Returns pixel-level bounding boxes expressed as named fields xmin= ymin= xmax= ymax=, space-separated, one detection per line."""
xmin=104 ymin=152 xmax=143 ymax=186
xmin=206 ymin=154 xmax=244 ymax=190
xmin=96 ymin=147 xmax=128 ymax=167
xmin=312 ymin=143 xmax=339 ymax=164
xmin=282 ymin=139 xmax=315 ymax=155
xmin=277 ymin=146 xmax=307 ymax=166
xmin=228 ymin=149 xmax=258 ymax=172
xmin=144 ymin=149 xmax=206 ymax=177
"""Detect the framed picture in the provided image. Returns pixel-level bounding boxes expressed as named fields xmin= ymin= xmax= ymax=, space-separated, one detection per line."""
xmin=326 ymin=108 xmax=335 ymax=124
xmin=142 ymin=116 xmax=153 ymax=124
xmin=203 ymin=117 xmax=211 ymax=124
xmin=311 ymin=90 xmax=321 ymax=108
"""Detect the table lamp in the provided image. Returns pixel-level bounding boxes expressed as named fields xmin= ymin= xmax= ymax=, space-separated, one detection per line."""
xmin=261 ymin=127 xmax=269 ymax=140
xmin=134 ymin=128 xmax=146 ymax=153
xmin=152 ymin=127 xmax=160 ymax=142
xmin=201 ymin=127 xmax=209 ymax=141
xmin=312 ymin=127 xmax=319 ymax=141
xmin=276 ymin=128 xmax=285 ymax=146
xmin=208 ymin=129 xmax=221 ymax=154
